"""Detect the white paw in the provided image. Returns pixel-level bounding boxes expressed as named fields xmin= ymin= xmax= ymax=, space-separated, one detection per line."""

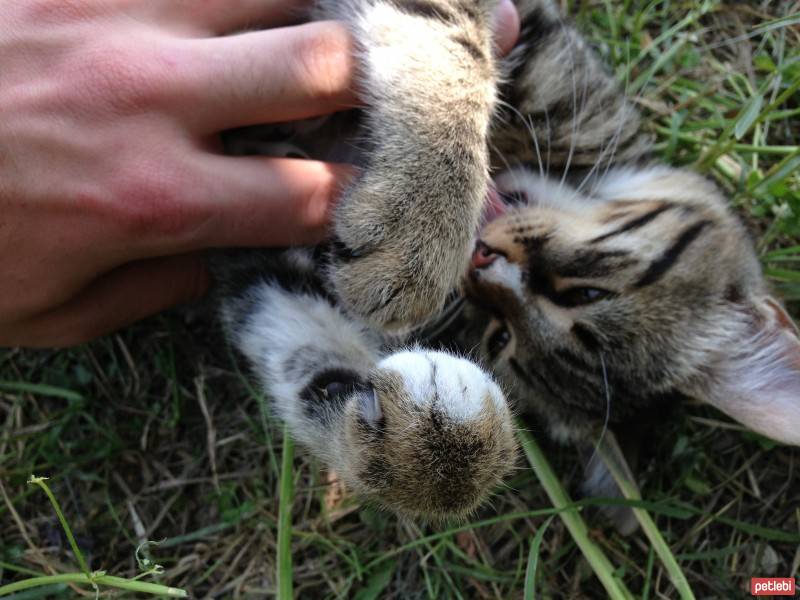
xmin=378 ymin=350 xmax=506 ymax=422
xmin=338 ymin=349 xmax=516 ymax=519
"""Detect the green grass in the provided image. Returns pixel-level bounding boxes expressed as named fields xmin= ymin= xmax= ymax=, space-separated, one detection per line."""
xmin=277 ymin=429 xmax=295 ymax=600
xmin=0 ymin=477 xmax=186 ymax=598
xmin=2 ymin=0 xmax=799 ymax=597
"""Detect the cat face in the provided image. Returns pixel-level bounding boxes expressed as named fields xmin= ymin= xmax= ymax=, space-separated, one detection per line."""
xmin=465 ymin=166 xmax=800 ymax=445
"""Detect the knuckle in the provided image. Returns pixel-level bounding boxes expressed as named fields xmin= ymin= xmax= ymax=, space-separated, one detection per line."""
xmin=68 ymin=44 xmax=174 ymax=116
xmin=21 ymin=0 xmax=96 ymax=24
xmin=110 ymin=161 xmax=195 ymax=237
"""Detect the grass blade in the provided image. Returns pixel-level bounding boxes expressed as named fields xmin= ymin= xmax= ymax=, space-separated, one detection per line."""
xmin=595 ymin=438 xmax=695 ymax=600
xmin=0 ymin=382 xmax=82 ymax=402
xmin=749 ymin=151 xmax=800 ymax=193
xmin=733 ymin=94 xmax=763 ymax=140
xmin=517 ymin=428 xmax=635 ymax=600
xmin=1 ymin=583 xmax=68 ymax=599
xmin=642 ymin=548 xmax=655 ymax=600
xmin=27 ymin=476 xmax=90 ymax=577
xmin=353 ymin=560 xmax=397 ymax=600
xmin=0 ymin=574 xmax=187 ymax=597
xmin=753 ymin=13 xmax=800 ymax=33
xmin=277 ymin=428 xmax=295 ymax=600
xmin=523 ymin=516 xmax=553 ymax=600
xmin=3 ymin=477 xmax=188 ymax=598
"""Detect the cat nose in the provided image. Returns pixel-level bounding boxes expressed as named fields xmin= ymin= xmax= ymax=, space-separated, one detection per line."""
xmin=472 ymin=240 xmax=501 ymax=269
xmin=474 ymin=218 xmax=529 ymax=267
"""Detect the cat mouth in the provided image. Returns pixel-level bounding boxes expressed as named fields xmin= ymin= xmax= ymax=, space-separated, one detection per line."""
xmin=482 ymin=182 xmax=531 ymax=224
xmin=471 ymin=186 xmax=510 ymax=274
xmin=482 ymin=185 xmax=507 ymax=223
xmin=474 ymin=181 xmax=528 ymax=270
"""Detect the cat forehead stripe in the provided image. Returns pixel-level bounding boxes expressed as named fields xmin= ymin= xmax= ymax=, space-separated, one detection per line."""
xmin=388 ymin=0 xmax=456 ymax=22
xmin=590 ymin=203 xmax=673 ymax=244
xmin=635 ymin=220 xmax=713 ymax=288
xmin=388 ymin=0 xmax=485 ymax=23
xmin=453 ymin=34 xmax=488 ymax=63
xmin=554 ymin=249 xmax=634 ymax=279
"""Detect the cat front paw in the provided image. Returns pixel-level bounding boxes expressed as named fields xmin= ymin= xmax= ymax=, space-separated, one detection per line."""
xmin=328 ymin=182 xmax=479 ymax=330
xmin=329 ymin=238 xmax=464 ymax=331
xmin=337 ymin=350 xmax=516 ymax=520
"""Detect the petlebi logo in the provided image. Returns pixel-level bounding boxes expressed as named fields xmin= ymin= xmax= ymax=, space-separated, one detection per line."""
xmin=751 ymin=578 xmax=796 ymax=596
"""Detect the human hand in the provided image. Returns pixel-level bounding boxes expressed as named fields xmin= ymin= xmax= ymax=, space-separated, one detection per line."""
xmin=0 ymin=0 xmax=519 ymax=347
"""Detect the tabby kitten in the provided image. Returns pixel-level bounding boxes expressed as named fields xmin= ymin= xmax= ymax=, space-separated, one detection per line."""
xmin=217 ymin=0 xmax=800 ymax=521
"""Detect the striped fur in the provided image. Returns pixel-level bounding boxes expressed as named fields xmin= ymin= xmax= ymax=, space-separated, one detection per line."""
xmin=492 ymin=0 xmax=652 ymax=175
xmin=215 ymin=0 xmax=800 ymax=523
xmin=216 ymin=0 xmax=517 ymax=521
xmin=316 ymin=0 xmax=498 ymax=329
xmin=466 ymin=166 xmax=800 ymax=447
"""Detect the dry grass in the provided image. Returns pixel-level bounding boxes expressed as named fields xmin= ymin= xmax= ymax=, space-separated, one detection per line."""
xmin=2 ymin=0 xmax=799 ymax=598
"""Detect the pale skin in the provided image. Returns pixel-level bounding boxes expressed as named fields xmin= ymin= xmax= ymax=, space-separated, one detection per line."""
xmin=0 ymin=0 xmax=519 ymax=348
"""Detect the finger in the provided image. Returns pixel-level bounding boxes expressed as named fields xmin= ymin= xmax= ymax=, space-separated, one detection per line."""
xmin=493 ymin=0 xmax=521 ymax=57
xmin=186 ymin=156 xmax=352 ymax=248
xmin=6 ymin=255 xmax=210 ymax=348
xmin=180 ymin=21 xmax=357 ymax=132
xmin=130 ymin=157 xmax=353 ymax=257
xmin=144 ymin=0 xmax=314 ymax=35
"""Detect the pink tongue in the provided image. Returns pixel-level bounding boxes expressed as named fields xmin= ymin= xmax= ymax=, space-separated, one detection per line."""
xmin=482 ymin=185 xmax=507 ymax=223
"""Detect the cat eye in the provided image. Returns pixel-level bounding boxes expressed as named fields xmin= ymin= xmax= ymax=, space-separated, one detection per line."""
xmin=552 ymin=287 xmax=613 ymax=308
xmin=486 ymin=323 xmax=512 ymax=361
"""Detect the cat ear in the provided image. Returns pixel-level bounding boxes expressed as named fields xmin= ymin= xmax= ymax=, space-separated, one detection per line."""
xmin=689 ymin=296 xmax=800 ymax=446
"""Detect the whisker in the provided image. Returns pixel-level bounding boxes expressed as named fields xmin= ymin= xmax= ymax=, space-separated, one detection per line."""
xmin=587 ymin=352 xmax=612 ymax=465
xmin=576 ymin=98 xmax=627 ymax=195
xmin=487 ymin=140 xmax=530 ymax=211
xmin=557 ymin=17 xmax=580 ymax=191
xmin=495 ymin=99 xmax=546 ymax=179
xmin=543 ymin=94 xmax=552 ymax=180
